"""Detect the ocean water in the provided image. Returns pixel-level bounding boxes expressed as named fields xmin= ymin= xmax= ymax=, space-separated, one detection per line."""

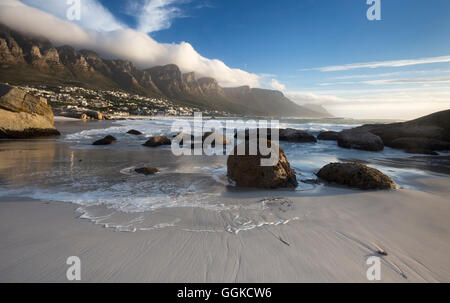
xmin=0 ymin=117 xmax=448 ymax=233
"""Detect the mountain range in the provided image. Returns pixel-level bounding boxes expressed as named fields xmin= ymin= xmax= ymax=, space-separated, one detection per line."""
xmin=0 ymin=24 xmax=332 ymax=117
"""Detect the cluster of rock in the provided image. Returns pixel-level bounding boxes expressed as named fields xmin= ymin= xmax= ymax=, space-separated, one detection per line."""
xmin=54 ymin=108 xmax=104 ymax=120
xmin=0 ymin=84 xmax=60 ymax=138
xmin=350 ymin=110 xmax=450 ymax=154
xmin=88 ymin=111 xmax=450 ymax=191
xmin=314 ymin=110 xmax=450 ymax=155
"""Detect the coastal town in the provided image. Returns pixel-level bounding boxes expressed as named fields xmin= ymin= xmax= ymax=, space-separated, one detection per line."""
xmin=17 ymin=85 xmax=230 ymax=119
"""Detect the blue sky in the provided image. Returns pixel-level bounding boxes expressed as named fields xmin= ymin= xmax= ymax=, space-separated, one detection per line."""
xmin=3 ymin=0 xmax=450 ymax=118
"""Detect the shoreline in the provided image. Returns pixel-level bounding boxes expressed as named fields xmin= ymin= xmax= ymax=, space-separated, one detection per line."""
xmin=1 ymin=119 xmax=450 ymax=282
xmin=1 ymin=176 xmax=450 ymax=282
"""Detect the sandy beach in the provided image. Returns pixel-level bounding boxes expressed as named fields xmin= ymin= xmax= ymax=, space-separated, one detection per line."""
xmin=1 ymin=120 xmax=450 ymax=283
xmin=1 ymin=177 xmax=450 ymax=282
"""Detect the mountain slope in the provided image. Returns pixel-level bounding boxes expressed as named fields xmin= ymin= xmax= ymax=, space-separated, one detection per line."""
xmin=0 ymin=24 xmax=331 ymax=117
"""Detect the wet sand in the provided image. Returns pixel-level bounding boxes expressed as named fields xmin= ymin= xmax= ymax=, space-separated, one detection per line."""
xmin=1 ymin=178 xmax=450 ymax=282
xmin=1 ymin=120 xmax=450 ymax=282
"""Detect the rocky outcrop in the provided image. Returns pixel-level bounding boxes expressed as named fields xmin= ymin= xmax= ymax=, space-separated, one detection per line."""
xmin=317 ymin=131 xmax=339 ymax=141
xmin=349 ymin=110 xmax=450 ymax=153
xmin=135 ymin=167 xmax=159 ymax=175
xmin=317 ymin=163 xmax=396 ymax=190
xmin=338 ymin=130 xmax=384 ymax=152
xmin=143 ymin=136 xmax=171 ymax=147
xmin=0 ymin=83 xmax=60 ymax=138
xmin=279 ymin=128 xmax=317 ymax=143
xmin=227 ymin=140 xmax=298 ymax=189
xmin=198 ymin=77 xmax=225 ymax=97
xmin=55 ymin=108 xmax=104 ymax=120
xmin=93 ymin=135 xmax=117 ymax=145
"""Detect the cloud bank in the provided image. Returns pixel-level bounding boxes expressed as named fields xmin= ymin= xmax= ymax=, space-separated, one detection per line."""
xmin=0 ymin=0 xmax=260 ymax=87
xmin=21 ymin=0 xmax=124 ymax=31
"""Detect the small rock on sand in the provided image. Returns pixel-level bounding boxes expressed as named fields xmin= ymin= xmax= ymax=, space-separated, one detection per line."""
xmin=135 ymin=167 xmax=159 ymax=175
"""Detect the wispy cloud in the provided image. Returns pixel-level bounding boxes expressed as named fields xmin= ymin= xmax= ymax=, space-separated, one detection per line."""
xmin=132 ymin=0 xmax=189 ymax=33
xmin=331 ymin=69 xmax=450 ymax=80
xmin=303 ymin=55 xmax=450 ymax=72
xmin=320 ymin=76 xmax=450 ymax=86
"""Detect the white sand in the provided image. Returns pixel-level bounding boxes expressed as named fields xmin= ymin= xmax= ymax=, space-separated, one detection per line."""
xmin=1 ymin=176 xmax=449 ymax=282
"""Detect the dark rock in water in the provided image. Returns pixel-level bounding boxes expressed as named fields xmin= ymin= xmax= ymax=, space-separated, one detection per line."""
xmin=227 ymin=140 xmax=298 ymax=189
xmin=127 ymin=129 xmax=143 ymax=135
xmin=0 ymin=83 xmax=61 ymax=138
xmin=301 ymin=179 xmax=321 ymax=185
xmin=143 ymin=136 xmax=171 ymax=147
xmin=349 ymin=109 xmax=450 ymax=152
xmin=202 ymin=131 xmax=230 ymax=147
xmin=279 ymin=128 xmax=316 ymax=143
xmin=317 ymin=131 xmax=339 ymax=141
xmin=317 ymin=162 xmax=396 ymax=190
xmin=404 ymin=148 xmax=439 ymax=156
xmin=338 ymin=130 xmax=384 ymax=152
xmin=234 ymin=128 xmax=316 ymax=143
xmin=389 ymin=137 xmax=450 ymax=151
xmin=135 ymin=167 xmax=159 ymax=175
xmin=93 ymin=135 xmax=117 ymax=145
xmin=279 ymin=128 xmax=317 ymax=143
xmin=234 ymin=128 xmax=273 ymax=140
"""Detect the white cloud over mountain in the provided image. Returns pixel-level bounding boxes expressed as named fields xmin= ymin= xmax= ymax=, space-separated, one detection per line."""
xmin=21 ymin=0 xmax=124 ymax=31
xmin=270 ymin=79 xmax=286 ymax=91
xmin=0 ymin=0 xmax=260 ymax=87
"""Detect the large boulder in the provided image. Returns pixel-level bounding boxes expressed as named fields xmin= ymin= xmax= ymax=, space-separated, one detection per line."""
xmin=338 ymin=130 xmax=384 ymax=152
xmin=350 ymin=109 xmax=450 ymax=152
xmin=227 ymin=140 xmax=298 ymax=189
xmin=279 ymin=128 xmax=317 ymax=143
xmin=317 ymin=162 xmax=396 ymax=190
xmin=143 ymin=136 xmax=171 ymax=147
xmin=317 ymin=131 xmax=339 ymax=141
xmin=0 ymin=84 xmax=60 ymax=138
